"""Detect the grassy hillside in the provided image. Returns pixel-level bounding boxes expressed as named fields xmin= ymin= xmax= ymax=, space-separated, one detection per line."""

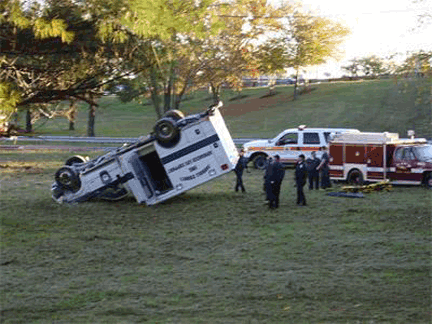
xmin=18 ymin=78 xmax=432 ymax=139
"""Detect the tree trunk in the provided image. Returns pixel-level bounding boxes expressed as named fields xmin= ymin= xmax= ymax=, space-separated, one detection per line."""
xmin=87 ymin=103 xmax=96 ymax=137
xmin=67 ymin=100 xmax=77 ymax=131
xmin=164 ymin=62 xmax=176 ymax=113
xmin=293 ymin=68 xmax=299 ymax=100
xmin=210 ymin=83 xmax=220 ymax=104
xmin=174 ymin=81 xmax=188 ymax=110
xmin=25 ymin=109 xmax=32 ymax=132
xmin=150 ymin=67 xmax=163 ymax=119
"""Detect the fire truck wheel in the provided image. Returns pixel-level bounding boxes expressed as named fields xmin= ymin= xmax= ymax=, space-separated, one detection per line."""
xmin=163 ymin=109 xmax=185 ymax=121
xmin=55 ymin=166 xmax=81 ymax=192
xmin=425 ymin=174 xmax=432 ymax=189
xmin=65 ymin=155 xmax=88 ymax=166
xmin=347 ymin=169 xmax=364 ymax=185
xmin=154 ymin=117 xmax=180 ymax=147
xmin=253 ymin=155 xmax=267 ymax=170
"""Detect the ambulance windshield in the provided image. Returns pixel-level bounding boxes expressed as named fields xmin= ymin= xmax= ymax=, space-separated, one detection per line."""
xmin=415 ymin=145 xmax=432 ymax=161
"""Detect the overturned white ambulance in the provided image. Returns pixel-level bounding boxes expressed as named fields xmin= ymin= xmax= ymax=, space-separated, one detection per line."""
xmin=51 ymin=102 xmax=239 ymax=205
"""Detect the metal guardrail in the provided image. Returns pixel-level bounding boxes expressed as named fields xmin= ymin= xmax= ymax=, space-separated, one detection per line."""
xmin=2 ymin=135 xmax=259 ymax=145
xmin=3 ymin=135 xmax=431 ymax=146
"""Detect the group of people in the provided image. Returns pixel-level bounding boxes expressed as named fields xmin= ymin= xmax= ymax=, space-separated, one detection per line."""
xmin=234 ymin=147 xmax=331 ymax=209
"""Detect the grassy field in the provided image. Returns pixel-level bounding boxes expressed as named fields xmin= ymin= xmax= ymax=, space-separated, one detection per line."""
xmin=1 ymin=150 xmax=431 ymax=323
xmin=9 ymin=78 xmax=432 ymax=140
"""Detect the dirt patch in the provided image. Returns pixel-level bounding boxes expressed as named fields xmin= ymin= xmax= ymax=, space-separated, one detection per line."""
xmin=0 ymin=163 xmax=44 ymax=174
xmin=222 ymin=91 xmax=293 ymax=117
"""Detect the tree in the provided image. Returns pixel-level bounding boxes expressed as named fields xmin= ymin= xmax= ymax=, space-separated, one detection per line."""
xmin=397 ymin=51 xmax=432 ymax=77
xmin=342 ymin=59 xmax=362 ymax=78
xmin=358 ymin=55 xmax=387 ymax=78
xmin=117 ymin=0 xmax=294 ymax=115
xmin=276 ymin=11 xmax=350 ymax=98
xmin=0 ymin=0 xmax=151 ymax=136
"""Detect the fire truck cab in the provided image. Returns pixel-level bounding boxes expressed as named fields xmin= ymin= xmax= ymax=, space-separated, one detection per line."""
xmin=329 ymin=131 xmax=432 ymax=188
xmin=51 ymin=102 xmax=239 ymax=205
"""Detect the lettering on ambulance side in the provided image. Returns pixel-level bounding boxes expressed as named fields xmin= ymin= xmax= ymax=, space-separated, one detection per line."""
xmin=167 ymin=151 xmax=213 ymax=174
xmin=180 ymin=165 xmax=211 ymax=181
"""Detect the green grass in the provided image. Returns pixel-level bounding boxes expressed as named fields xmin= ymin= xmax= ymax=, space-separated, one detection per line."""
xmin=1 ymin=151 xmax=431 ymax=323
xmin=8 ymin=78 xmax=432 ymax=139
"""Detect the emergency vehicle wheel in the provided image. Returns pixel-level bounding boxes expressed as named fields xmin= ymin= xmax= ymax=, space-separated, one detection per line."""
xmin=154 ymin=117 xmax=180 ymax=148
xmin=55 ymin=166 xmax=81 ymax=192
xmin=425 ymin=174 xmax=432 ymax=189
xmin=65 ymin=155 xmax=88 ymax=166
xmin=347 ymin=169 xmax=364 ymax=185
xmin=163 ymin=109 xmax=185 ymax=121
xmin=253 ymin=155 xmax=267 ymax=170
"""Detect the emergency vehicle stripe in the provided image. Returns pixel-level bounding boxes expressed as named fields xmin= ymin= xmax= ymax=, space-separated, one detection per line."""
xmin=160 ymin=134 xmax=220 ymax=165
xmin=249 ymin=146 xmax=321 ymax=151
xmin=391 ymin=180 xmax=422 ymax=185
xmin=330 ymin=165 xmax=344 ymax=170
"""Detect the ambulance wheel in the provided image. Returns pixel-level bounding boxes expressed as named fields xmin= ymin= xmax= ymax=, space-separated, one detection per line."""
xmin=253 ymin=155 xmax=267 ymax=170
xmin=163 ymin=109 xmax=185 ymax=121
xmin=55 ymin=166 xmax=81 ymax=192
xmin=347 ymin=169 xmax=364 ymax=185
xmin=65 ymin=155 xmax=88 ymax=166
xmin=154 ymin=117 xmax=180 ymax=148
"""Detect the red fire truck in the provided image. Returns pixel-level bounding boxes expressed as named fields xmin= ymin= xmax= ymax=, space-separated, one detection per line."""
xmin=329 ymin=131 xmax=432 ymax=188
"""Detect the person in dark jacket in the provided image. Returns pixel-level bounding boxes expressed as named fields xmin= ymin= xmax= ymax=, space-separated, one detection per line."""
xmin=295 ymin=154 xmax=307 ymax=206
xmin=317 ymin=146 xmax=331 ymax=189
xmin=267 ymin=155 xmax=285 ymax=209
xmin=306 ymin=151 xmax=320 ymax=190
xmin=263 ymin=156 xmax=274 ymax=200
xmin=234 ymin=149 xmax=249 ymax=192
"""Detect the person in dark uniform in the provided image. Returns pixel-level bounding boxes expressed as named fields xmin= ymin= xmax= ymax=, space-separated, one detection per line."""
xmin=234 ymin=149 xmax=249 ymax=192
xmin=306 ymin=151 xmax=320 ymax=190
xmin=317 ymin=146 xmax=331 ymax=189
xmin=263 ymin=156 xmax=273 ymax=200
xmin=264 ymin=156 xmax=274 ymax=204
xmin=267 ymin=155 xmax=285 ymax=209
xmin=295 ymin=154 xmax=307 ymax=206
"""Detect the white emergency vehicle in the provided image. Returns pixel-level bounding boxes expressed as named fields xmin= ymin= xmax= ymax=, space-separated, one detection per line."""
xmin=242 ymin=126 xmax=360 ymax=169
xmin=329 ymin=131 xmax=432 ymax=188
xmin=51 ymin=102 xmax=239 ymax=205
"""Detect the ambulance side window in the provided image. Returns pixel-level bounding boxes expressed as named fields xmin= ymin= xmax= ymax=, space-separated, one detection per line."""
xmin=277 ymin=133 xmax=298 ymax=145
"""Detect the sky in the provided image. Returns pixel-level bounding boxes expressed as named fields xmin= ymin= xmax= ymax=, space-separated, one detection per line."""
xmin=272 ymin=0 xmax=432 ymax=78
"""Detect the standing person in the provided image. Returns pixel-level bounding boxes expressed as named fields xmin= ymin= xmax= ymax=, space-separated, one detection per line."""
xmin=317 ymin=146 xmax=331 ymax=189
xmin=263 ymin=156 xmax=273 ymax=199
xmin=306 ymin=151 xmax=321 ymax=190
xmin=268 ymin=155 xmax=285 ymax=209
xmin=264 ymin=156 xmax=274 ymax=204
xmin=295 ymin=154 xmax=307 ymax=206
xmin=234 ymin=149 xmax=249 ymax=192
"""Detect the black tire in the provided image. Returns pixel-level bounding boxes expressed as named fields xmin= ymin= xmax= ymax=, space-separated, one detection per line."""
xmin=253 ymin=155 xmax=267 ymax=170
xmin=55 ymin=166 xmax=81 ymax=192
xmin=347 ymin=169 xmax=364 ymax=185
xmin=163 ymin=109 xmax=185 ymax=121
xmin=154 ymin=117 xmax=180 ymax=145
xmin=65 ymin=155 xmax=88 ymax=166
xmin=425 ymin=174 xmax=432 ymax=189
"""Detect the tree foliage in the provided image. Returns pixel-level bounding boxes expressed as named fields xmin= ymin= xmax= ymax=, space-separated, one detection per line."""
xmin=265 ymin=10 xmax=350 ymax=98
